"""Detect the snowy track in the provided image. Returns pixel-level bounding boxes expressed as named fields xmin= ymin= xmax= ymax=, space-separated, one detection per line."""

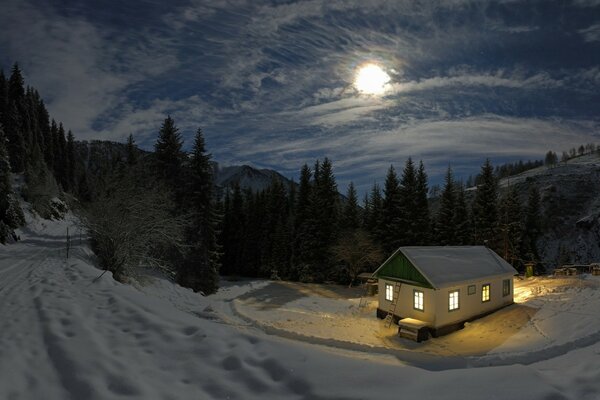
xmin=1 ymin=212 xmax=600 ymax=399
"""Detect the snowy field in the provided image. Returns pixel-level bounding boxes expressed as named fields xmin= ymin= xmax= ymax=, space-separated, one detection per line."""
xmin=2 ymin=210 xmax=600 ymax=399
xmin=234 ymin=276 xmax=600 ymax=364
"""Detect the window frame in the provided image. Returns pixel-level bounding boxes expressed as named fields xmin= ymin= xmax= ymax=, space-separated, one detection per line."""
xmin=413 ymin=289 xmax=424 ymax=312
xmin=481 ymin=283 xmax=491 ymax=303
xmin=467 ymin=285 xmax=476 ymax=295
xmin=448 ymin=289 xmax=460 ymax=312
xmin=502 ymin=279 xmax=511 ymax=297
xmin=385 ymin=283 xmax=394 ymax=301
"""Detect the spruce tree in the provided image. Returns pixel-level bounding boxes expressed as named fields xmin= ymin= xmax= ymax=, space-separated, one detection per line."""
xmin=293 ymin=164 xmax=312 ymax=262
xmin=399 ymin=157 xmax=418 ymax=245
xmin=472 ymin=159 xmax=499 ymax=249
xmin=453 ymin=182 xmax=471 ymax=245
xmin=4 ymin=102 xmax=25 ymax=172
xmin=365 ymin=183 xmax=383 ymax=240
xmin=179 ymin=128 xmax=220 ymax=294
xmin=0 ymin=70 xmax=7 ymax=123
xmin=126 ymin=133 xmax=137 ymax=166
xmin=522 ymin=186 xmax=542 ymax=261
xmin=435 ymin=167 xmax=456 ymax=245
xmin=66 ymin=130 xmax=75 ymax=190
xmin=0 ymin=125 xmax=24 ymax=242
xmin=340 ymin=182 xmax=360 ymax=231
xmin=309 ymin=157 xmax=339 ymax=280
xmin=264 ymin=178 xmax=291 ymax=278
xmin=413 ymin=160 xmax=430 ymax=245
xmin=56 ymin=123 xmax=67 ymax=188
xmin=382 ymin=165 xmax=401 ymax=253
xmin=498 ymin=185 xmax=523 ymax=264
xmin=38 ymin=100 xmax=52 ymax=169
xmin=220 ymin=184 xmax=245 ymax=275
xmin=7 ymin=64 xmax=25 ymax=103
xmin=154 ymin=115 xmax=184 ymax=190
xmin=0 ymin=125 xmax=13 ymax=234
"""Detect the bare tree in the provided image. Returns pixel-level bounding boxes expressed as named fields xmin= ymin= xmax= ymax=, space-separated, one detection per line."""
xmin=333 ymin=229 xmax=383 ymax=287
xmin=83 ymin=175 xmax=187 ymax=282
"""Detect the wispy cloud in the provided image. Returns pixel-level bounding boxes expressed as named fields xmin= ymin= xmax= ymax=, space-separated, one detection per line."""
xmin=579 ymin=23 xmax=600 ymax=42
xmin=1 ymin=0 xmax=598 ymax=192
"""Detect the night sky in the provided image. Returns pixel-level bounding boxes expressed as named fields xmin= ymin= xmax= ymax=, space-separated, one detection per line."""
xmin=1 ymin=0 xmax=599 ymax=193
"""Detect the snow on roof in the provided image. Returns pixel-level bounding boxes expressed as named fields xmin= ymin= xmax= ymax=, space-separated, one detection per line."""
xmin=384 ymin=246 xmax=517 ymax=289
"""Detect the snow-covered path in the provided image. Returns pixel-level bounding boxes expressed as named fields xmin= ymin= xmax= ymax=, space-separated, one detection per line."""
xmin=1 ymin=213 xmax=600 ymax=399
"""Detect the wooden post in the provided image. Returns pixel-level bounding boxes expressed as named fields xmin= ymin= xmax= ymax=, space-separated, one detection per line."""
xmin=66 ymin=227 xmax=70 ymax=259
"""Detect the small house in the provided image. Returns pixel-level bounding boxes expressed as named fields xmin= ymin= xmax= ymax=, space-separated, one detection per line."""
xmin=372 ymin=246 xmax=517 ymax=338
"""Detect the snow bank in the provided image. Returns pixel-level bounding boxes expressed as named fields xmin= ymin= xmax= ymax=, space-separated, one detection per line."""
xmin=1 ymin=212 xmax=600 ymax=399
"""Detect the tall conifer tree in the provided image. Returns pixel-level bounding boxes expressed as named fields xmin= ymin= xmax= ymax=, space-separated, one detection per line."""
xmin=382 ymin=165 xmax=401 ymax=253
xmin=472 ymin=159 xmax=499 ymax=249
xmin=435 ymin=167 xmax=456 ymax=245
xmin=154 ymin=116 xmax=184 ymax=190
xmin=179 ymin=128 xmax=220 ymax=294
xmin=413 ymin=160 xmax=430 ymax=245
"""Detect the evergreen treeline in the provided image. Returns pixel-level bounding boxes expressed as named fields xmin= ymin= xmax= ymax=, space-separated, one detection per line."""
xmin=219 ymin=156 xmax=545 ymax=283
xmin=0 ymin=63 xmax=79 ymax=242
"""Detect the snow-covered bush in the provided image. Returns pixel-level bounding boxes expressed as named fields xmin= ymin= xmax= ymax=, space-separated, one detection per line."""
xmin=83 ymin=172 xmax=187 ymax=281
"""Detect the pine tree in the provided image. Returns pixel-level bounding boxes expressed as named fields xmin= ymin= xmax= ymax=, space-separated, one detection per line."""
xmin=340 ymin=182 xmax=360 ymax=231
xmin=126 ymin=133 xmax=137 ymax=166
xmin=154 ymin=115 xmax=184 ymax=190
xmin=179 ymin=128 xmax=220 ymax=294
xmin=382 ymin=165 xmax=401 ymax=253
xmin=472 ymin=159 xmax=499 ymax=249
xmin=435 ymin=167 xmax=456 ymax=245
xmin=413 ymin=160 xmax=430 ymax=245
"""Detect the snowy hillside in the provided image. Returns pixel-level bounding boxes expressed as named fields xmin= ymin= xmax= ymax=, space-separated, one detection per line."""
xmin=498 ymin=153 xmax=600 ymax=267
xmin=2 ymin=208 xmax=600 ymax=399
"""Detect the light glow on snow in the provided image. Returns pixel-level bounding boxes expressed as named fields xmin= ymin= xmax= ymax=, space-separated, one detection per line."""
xmin=354 ymin=64 xmax=390 ymax=95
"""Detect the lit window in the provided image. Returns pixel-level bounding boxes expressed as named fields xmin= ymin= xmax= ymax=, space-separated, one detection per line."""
xmin=385 ymin=284 xmax=394 ymax=301
xmin=414 ymin=290 xmax=424 ymax=311
xmin=448 ymin=290 xmax=459 ymax=311
xmin=468 ymin=285 xmax=476 ymax=295
xmin=482 ymin=284 xmax=490 ymax=302
xmin=503 ymin=279 xmax=510 ymax=296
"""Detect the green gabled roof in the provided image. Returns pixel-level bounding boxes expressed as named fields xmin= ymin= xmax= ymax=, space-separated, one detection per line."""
xmin=372 ymin=248 xmax=434 ymax=289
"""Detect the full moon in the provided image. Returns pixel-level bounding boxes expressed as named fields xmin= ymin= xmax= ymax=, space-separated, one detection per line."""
xmin=354 ymin=64 xmax=390 ymax=95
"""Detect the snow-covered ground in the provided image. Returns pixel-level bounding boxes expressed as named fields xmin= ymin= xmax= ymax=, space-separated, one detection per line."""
xmin=2 ymin=210 xmax=600 ymax=399
xmin=234 ymin=276 xmax=600 ymax=364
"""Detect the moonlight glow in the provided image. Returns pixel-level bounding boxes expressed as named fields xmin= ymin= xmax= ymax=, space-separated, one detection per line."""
xmin=354 ymin=64 xmax=390 ymax=95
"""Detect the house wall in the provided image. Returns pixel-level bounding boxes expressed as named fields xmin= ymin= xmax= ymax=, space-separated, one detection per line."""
xmin=432 ymin=275 xmax=514 ymax=329
xmin=377 ymin=275 xmax=514 ymax=330
xmin=377 ymin=279 xmax=436 ymax=324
